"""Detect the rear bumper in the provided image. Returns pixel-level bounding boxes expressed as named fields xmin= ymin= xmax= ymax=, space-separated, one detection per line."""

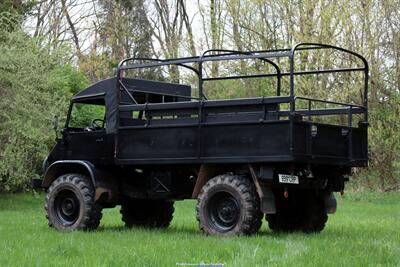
xmin=32 ymin=178 xmax=44 ymax=191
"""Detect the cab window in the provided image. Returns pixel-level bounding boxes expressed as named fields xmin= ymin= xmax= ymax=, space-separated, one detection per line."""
xmin=68 ymin=103 xmax=105 ymax=130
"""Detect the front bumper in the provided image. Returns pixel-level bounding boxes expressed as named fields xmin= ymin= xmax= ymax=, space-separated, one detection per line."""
xmin=32 ymin=178 xmax=44 ymax=191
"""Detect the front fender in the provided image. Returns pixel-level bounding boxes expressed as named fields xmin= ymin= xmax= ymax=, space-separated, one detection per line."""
xmin=42 ymin=160 xmax=117 ymax=203
xmin=42 ymin=160 xmax=96 ymax=188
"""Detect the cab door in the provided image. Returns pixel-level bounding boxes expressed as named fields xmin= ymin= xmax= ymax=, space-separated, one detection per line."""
xmin=63 ymin=101 xmax=110 ymax=163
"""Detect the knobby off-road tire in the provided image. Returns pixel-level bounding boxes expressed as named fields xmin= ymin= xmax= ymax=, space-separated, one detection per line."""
xmin=120 ymin=199 xmax=174 ymax=228
xmin=265 ymin=190 xmax=302 ymax=232
xmin=265 ymin=190 xmax=327 ymax=233
xmin=196 ymin=174 xmax=263 ymax=236
xmin=45 ymin=173 xmax=103 ymax=231
xmin=300 ymin=192 xmax=328 ymax=233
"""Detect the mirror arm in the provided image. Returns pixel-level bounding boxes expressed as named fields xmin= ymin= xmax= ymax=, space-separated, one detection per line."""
xmin=53 ymin=115 xmax=59 ymax=140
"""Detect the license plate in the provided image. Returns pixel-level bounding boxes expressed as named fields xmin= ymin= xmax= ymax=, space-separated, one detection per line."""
xmin=278 ymin=174 xmax=299 ymax=184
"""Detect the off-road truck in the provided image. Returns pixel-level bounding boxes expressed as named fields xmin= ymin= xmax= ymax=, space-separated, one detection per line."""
xmin=33 ymin=43 xmax=369 ymax=235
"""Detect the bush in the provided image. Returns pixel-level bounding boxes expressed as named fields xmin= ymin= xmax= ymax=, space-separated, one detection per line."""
xmin=366 ymin=95 xmax=400 ymax=191
xmin=0 ymin=29 xmax=88 ymax=192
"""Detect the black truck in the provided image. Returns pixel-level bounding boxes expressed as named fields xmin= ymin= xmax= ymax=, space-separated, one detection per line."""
xmin=34 ymin=43 xmax=369 ymax=235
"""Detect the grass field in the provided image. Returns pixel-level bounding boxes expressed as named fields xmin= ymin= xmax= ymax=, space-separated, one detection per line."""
xmin=0 ymin=192 xmax=399 ymax=267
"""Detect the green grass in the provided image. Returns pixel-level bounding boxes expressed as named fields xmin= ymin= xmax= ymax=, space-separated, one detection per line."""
xmin=0 ymin=193 xmax=399 ymax=267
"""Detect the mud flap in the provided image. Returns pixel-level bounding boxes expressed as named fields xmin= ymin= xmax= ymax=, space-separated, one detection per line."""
xmin=259 ymin=186 xmax=276 ymax=214
xmin=324 ymin=192 xmax=337 ymax=214
xmin=248 ymin=164 xmax=276 ymax=214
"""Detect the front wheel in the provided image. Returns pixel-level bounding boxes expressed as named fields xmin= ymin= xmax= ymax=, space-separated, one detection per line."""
xmin=45 ymin=173 xmax=102 ymax=231
xmin=196 ymin=174 xmax=262 ymax=236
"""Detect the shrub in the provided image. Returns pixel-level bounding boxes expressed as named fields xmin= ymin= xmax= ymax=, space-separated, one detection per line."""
xmin=0 ymin=28 xmax=87 ymax=192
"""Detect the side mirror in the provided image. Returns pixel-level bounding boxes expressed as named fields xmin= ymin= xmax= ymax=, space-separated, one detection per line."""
xmin=52 ymin=115 xmax=59 ymax=131
xmin=52 ymin=115 xmax=59 ymax=139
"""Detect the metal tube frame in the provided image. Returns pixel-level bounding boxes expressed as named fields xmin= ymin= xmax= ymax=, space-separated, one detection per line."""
xmin=117 ymin=43 xmax=368 ymax=110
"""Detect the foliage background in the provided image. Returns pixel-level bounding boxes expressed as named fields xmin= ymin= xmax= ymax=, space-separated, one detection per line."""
xmin=0 ymin=0 xmax=399 ymax=192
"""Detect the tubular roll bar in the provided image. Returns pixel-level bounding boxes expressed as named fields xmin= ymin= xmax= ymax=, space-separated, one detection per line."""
xmin=116 ymin=43 xmax=369 ymax=124
xmin=288 ymin=43 xmax=369 ymax=122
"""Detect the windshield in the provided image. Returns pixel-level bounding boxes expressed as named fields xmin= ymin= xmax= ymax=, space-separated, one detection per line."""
xmin=68 ymin=102 xmax=105 ymax=130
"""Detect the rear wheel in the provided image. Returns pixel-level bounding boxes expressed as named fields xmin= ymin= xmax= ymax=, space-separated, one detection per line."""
xmin=45 ymin=173 xmax=102 ymax=231
xmin=265 ymin=189 xmax=327 ymax=233
xmin=301 ymin=192 xmax=328 ymax=233
xmin=196 ymin=174 xmax=262 ymax=235
xmin=120 ymin=199 xmax=174 ymax=228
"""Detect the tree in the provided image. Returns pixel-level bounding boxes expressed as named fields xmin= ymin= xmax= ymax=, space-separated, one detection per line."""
xmin=0 ymin=0 xmax=34 ymax=32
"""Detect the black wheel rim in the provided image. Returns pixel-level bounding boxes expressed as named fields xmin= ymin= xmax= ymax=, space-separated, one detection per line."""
xmin=208 ymin=191 xmax=240 ymax=232
xmin=54 ymin=189 xmax=80 ymax=226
